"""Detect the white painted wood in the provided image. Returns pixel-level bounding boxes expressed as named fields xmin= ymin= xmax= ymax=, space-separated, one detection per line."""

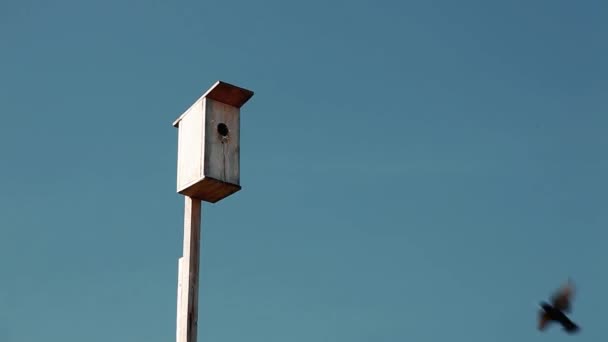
xmin=203 ymin=98 xmax=240 ymax=185
xmin=173 ymin=81 xmax=253 ymax=203
xmin=173 ymin=81 xmax=253 ymax=342
xmin=176 ymin=196 xmax=201 ymax=342
xmin=176 ymin=257 xmax=184 ymax=342
xmin=176 ymin=101 xmax=205 ymax=191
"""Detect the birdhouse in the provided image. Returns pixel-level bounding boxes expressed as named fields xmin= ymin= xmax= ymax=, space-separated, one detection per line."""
xmin=173 ymin=81 xmax=254 ymax=203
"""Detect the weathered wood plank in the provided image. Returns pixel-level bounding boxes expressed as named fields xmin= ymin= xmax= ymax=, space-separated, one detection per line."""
xmin=176 ymin=102 xmax=204 ymax=191
xmin=178 ymin=176 xmax=241 ymax=203
xmin=176 ymin=257 xmax=184 ymax=342
xmin=204 ymin=98 xmax=240 ymax=186
xmin=174 ymin=81 xmax=253 ymax=203
xmin=177 ymin=197 xmax=201 ymax=342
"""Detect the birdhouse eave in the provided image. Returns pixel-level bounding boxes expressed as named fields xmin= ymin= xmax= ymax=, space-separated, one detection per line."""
xmin=172 ymin=80 xmax=254 ymax=128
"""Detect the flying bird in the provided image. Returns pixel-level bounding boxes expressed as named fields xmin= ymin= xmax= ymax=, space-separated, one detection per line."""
xmin=538 ymin=279 xmax=580 ymax=334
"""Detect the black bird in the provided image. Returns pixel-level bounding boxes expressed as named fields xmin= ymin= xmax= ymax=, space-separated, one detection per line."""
xmin=538 ymin=279 xmax=580 ymax=334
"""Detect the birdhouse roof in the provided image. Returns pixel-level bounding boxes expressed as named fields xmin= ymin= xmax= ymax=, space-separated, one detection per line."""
xmin=173 ymin=81 xmax=254 ymax=127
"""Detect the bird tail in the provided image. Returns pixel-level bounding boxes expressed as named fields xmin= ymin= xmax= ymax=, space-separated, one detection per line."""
xmin=563 ymin=320 xmax=579 ymax=333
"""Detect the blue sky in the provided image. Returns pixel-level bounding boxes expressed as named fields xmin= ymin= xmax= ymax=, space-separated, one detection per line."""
xmin=1 ymin=0 xmax=606 ymax=341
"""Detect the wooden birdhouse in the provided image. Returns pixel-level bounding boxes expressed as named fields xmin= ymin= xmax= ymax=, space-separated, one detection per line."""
xmin=173 ymin=81 xmax=254 ymax=203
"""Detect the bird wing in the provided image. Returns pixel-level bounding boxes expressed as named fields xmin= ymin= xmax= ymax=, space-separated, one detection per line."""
xmin=538 ymin=310 xmax=551 ymax=331
xmin=551 ymin=279 xmax=574 ymax=312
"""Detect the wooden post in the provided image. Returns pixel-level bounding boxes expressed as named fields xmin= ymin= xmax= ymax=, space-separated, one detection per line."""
xmin=176 ymin=257 xmax=183 ymax=342
xmin=176 ymin=196 xmax=201 ymax=342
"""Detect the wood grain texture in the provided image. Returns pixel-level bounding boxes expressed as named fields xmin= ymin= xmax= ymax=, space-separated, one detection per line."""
xmin=176 ymin=101 xmax=204 ymax=191
xmin=173 ymin=81 xmax=253 ymax=127
xmin=176 ymin=197 xmax=201 ymax=342
xmin=176 ymin=257 xmax=184 ymax=342
xmin=174 ymin=81 xmax=253 ymax=203
xmin=178 ymin=176 xmax=241 ymax=203
xmin=204 ymin=98 xmax=240 ymax=186
xmin=202 ymin=81 xmax=254 ymax=108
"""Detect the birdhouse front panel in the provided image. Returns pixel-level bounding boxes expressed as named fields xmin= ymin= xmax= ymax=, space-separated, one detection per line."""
xmin=203 ymin=98 xmax=240 ymax=186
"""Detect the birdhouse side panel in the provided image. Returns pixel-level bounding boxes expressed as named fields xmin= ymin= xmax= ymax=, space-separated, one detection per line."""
xmin=176 ymin=101 xmax=205 ymax=192
xmin=203 ymin=99 xmax=240 ymax=185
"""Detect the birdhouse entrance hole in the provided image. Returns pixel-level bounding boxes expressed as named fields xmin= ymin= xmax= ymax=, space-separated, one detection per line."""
xmin=217 ymin=123 xmax=229 ymax=137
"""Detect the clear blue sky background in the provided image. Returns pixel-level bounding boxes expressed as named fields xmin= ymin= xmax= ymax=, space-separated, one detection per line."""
xmin=1 ymin=1 xmax=606 ymax=341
